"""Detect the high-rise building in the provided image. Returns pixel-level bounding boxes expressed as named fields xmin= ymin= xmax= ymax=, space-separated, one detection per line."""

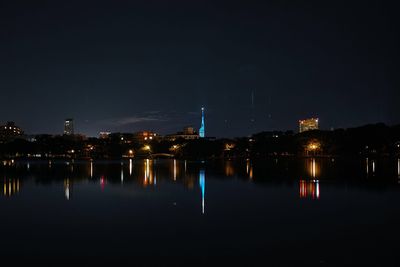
xmin=299 ymin=118 xmax=319 ymax=133
xmin=199 ymin=107 xmax=205 ymax=138
xmin=64 ymin=118 xmax=74 ymax=135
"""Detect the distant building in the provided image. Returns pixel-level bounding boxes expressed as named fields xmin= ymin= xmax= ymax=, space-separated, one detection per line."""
xmin=133 ymin=131 xmax=158 ymax=143
xmin=165 ymin=126 xmax=199 ymax=142
xmin=64 ymin=118 xmax=74 ymax=135
xmin=184 ymin=126 xmax=195 ymax=135
xmin=0 ymin=121 xmax=23 ymax=143
xmin=109 ymin=133 xmax=135 ymax=144
xmin=199 ymin=107 xmax=205 ymax=138
xmin=299 ymin=118 xmax=319 ymax=133
xmin=99 ymin=132 xmax=111 ymax=139
xmin=72 ymin=134 xmax=87 ymax=141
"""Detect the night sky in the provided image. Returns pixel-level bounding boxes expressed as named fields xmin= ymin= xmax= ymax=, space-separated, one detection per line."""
xmin=0 ymin=0 xmax=398 ymax=137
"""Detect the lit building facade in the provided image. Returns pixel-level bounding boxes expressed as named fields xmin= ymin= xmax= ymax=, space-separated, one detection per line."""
xmin=164 ymin=126 xmax=199 ymax=141
xmin=199 ymin=107 xmax=205 ymax=138
xmin=133 ymin=131 xmax=158 ymax=143
xmin=299 ymin=118 xmax=319 ymax=133
xmin=184 ymin=126 xmax=195 ymax=135
xmin=0 ymin=121 xmax=23 ymax=143
xmin=64 ymin=118 xmax=74 ymax=135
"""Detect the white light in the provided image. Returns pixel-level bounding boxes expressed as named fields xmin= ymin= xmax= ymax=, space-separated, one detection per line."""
xmin=312 ymin=158 xmax=316 ymax=178
xmin=121 ymin=166 xmax=124 ymax=183
xmin=173 ymin=159 xmax=177 ymax=181
xmin=90 ymin=162 xmax=93 ymax=178
xmin=397 ymin=158 xmax=400 ymax=177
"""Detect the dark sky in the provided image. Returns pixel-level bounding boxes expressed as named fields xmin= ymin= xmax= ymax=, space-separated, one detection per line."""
xmin=0 ymin=0 xmax=399 ymax=137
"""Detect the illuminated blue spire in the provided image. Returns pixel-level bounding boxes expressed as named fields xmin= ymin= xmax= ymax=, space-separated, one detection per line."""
xmin=199 ymin=107 xmax=205 ymax=138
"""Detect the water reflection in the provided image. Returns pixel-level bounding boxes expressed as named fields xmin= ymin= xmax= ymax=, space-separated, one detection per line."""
xmin=299 ymin=180 xmax=320 ymax=200
xmin=306 ymin=158 xmax=320 ymax=178
xmin=1 ymin=178 xmax=20 ymax=197
xmin=397 ymin=158 xmax=400 ymax=175
xmin=1 ymin=159 xmax=400 ymax=266
xmin=2 ymin=158 xmax=400 ymax=206
xmin=398 ymin=158 xmax=400 ymax=181
xmin=2 ymin=160 xmax=15 ymax=167
xmin=301 ymin=158 xmax=321 ymax=200
xmin=64 ymin=179 xmax=70 ymax=200
xmin=372 ymin=160 xmax=376 ymax=174
xmin=100 ymin=176 xmax=106 ymax=191
xmin=90 ymin=161 xmax=93 ymax=178
xmin=225 ymin=160 xmax=235 ymax=176
xmin=184 ymin=160 xmax=187 ymax=173
xmin=144 ymin=159 xmax=155 ymax=186
xmin=173 ymin=159 xmax=177 ymax=181
xmin=246 ymin=159 xmax=253 ymax=180
xmin=199 ymin=169 xmax=205 ymax=214
xmin=121 ymin=162 xmax=124 ymax=183
xmin=366 ymin=158 xmax=377 ymax=176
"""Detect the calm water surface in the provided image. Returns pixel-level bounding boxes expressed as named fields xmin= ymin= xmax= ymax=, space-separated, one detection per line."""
xmin=1 ymin=158 xmax=400 ymax=266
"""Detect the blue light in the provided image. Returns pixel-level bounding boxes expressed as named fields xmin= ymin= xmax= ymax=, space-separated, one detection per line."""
xmin=199 ymin=107 xmax=205 ymax=138
xmin=199 ymin=169 xmax=205 ymax=214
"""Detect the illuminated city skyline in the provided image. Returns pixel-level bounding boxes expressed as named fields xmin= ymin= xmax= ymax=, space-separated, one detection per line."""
xmin=1 ymin=1 xmax=399 ymax=265
xmin=1 ymin=1 xmax=398 ymax=138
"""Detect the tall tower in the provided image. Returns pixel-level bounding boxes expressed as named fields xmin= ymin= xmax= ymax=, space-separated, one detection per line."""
xmin=64 ymin=118 xmax=74 ymax=135
xmin=199 ymin=107 xmax=205 ymax=138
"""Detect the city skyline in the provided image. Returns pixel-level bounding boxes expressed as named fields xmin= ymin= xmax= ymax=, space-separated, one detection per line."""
xmin=1 ymin=1 xmax=399 ymax=138
xmin=1 ymin=112 xmax=398 ymax=138
xmin=1 ymin=2 xmax=400 ymax=265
